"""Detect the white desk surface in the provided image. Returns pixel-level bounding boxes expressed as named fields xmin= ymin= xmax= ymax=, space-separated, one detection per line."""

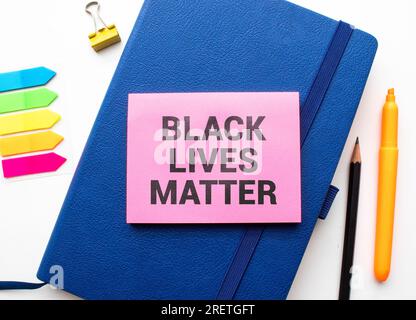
xmin=0 ymin=0 xmax=415 ymax=300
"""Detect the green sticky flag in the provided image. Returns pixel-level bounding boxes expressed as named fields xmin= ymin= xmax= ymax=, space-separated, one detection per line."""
xmin=0 ymin=88 xmax=58 ymax=114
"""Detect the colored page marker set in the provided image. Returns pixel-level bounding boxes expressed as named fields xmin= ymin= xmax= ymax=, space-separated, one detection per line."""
xmin=0 ymin=1 xmax=119 ymax=179
xmin=0 ymin=67 xmax=67 ymax=179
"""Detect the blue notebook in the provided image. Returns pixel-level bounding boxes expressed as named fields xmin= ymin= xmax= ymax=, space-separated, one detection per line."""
xmin=37 ymin=0 xmax=377 ymax=299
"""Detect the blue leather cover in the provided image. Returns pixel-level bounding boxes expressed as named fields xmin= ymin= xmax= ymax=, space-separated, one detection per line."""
xmin=37 ymin=0 xmax=377 ymax=299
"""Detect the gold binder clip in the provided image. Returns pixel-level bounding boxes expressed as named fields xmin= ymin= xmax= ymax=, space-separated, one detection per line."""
xmin=85 ymin=1 xmax=121 ymax=52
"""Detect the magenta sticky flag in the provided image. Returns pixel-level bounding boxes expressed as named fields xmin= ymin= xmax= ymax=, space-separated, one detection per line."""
xmin=2 ymin=152 xmax=66 ymax=178
xmin=127 ymin=92 xmax=301 ymax=224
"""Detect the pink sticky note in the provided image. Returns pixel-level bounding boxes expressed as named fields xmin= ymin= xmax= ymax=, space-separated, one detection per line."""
xmin=2 ymin=152 xmax=66 ymax=178
xmin=127 ymin=92 xmax=301 ymax=224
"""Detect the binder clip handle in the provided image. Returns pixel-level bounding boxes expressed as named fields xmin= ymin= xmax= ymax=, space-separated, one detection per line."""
xmin=85 ymin=1 xmax=108 ymax=33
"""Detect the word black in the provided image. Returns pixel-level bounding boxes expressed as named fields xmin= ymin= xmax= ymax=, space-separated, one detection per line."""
xmin=163 ymin=116 xmax=266 ymax=141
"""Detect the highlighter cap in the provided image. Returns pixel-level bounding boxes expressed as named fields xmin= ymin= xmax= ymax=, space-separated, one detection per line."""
xmin=386 ymin=88 xmax=396 ymax=102
xmin=381 ymin=88 xmax=398 ymax=148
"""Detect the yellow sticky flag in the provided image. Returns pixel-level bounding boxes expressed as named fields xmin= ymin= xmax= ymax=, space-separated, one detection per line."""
xmin=0 ymin=110 xmax=61 ymax=136
xmin=0 ymin=131 xmax=64 ymax=157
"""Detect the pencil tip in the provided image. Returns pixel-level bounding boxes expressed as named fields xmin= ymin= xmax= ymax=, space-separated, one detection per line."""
xmin=352 ymin=139 xmax=361 ymax=163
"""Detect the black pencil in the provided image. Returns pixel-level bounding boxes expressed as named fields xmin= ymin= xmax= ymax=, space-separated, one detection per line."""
xmin=339 ymin=138 xmax=362 ymax=300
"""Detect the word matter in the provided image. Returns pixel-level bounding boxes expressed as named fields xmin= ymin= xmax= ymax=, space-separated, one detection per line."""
xmin=151 ymin=179 xmax=277 ymax=205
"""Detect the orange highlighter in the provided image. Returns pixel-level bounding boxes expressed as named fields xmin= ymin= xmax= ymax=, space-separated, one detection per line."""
xmin=375 ymin=88 xmax=399 ymax=282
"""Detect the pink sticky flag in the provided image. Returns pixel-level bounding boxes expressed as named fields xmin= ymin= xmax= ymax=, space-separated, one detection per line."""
xmin=127 ymin=92 xmax=302 ymax=224
xmin=2 ymin=152 xmax=66 ymax=178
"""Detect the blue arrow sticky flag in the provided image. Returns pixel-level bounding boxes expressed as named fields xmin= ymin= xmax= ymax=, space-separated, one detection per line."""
xmin=0 ymin=67 xmax=56 ymax=93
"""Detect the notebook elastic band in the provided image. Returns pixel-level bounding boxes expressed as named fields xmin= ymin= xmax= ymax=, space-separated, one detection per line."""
xmin=319 ymin=185 xmax=340 ymax=220
xmin=300 ymin=21 xmax=354 ymax=145
xmin=217 ymin=21 xmax=353 ymax=300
